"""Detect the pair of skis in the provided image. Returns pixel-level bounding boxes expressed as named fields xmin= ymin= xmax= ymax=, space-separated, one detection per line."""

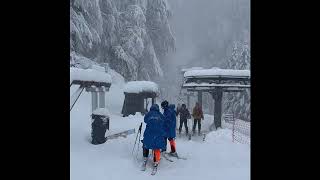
xmin=140 ymin=152 xmax=187 ymax=175
xmin=164 ymin=152 xmax=187 ymax=160
xmin=106 ymin=128 xmax=136 ymax=140
xmin=140 ymin=160 xmax=158 ymax=175
xmin=162 ymin=152 xmax=174 ymax=162
xmin=187 ymin=132 xmax=208 ymax=141
xmin=133 ymin=123 xmax=158 ymax=175
xmin=156 ymin=152 xmax=187 ymax=163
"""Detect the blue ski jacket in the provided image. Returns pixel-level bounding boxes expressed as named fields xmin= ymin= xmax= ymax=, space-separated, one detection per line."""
xmin=142 ymin=104 xmax=166 ymax=150
xmin=163 ymin=104 xmax=177 ymax=138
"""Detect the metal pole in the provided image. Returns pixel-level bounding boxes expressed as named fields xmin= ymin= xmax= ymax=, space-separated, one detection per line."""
xmin=145 ymin=98 xmax=148 ymax=111
xmin=70 ymin=85 xmax=85 ymax=111
xmin=99 ymin=89 xmax=105 ymax=108
xmin=232 ymin=115 xmax=235 ymax=142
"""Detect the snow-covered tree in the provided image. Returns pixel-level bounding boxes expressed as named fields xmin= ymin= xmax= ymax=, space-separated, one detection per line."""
xmin=70 ymin=0 xmax=175 ymax=81
xmin=223 ymin=38 xmax=250 ymax=121
xmin=226 ymin=40 xmax=250 ymax=70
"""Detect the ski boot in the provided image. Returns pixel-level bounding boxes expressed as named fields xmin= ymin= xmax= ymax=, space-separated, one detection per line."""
xmin=151 ymin=162 xmax=158 ymax=175
xmin=140 ymin=157 xmax=148 ymax=171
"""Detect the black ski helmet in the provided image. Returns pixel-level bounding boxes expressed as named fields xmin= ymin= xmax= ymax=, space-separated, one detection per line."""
xmin=161 ymin=100 xmax=169 ymax=109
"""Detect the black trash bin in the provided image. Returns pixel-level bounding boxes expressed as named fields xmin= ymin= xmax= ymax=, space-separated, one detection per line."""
xmin=91 ymin=114 xmax=109 ymax=145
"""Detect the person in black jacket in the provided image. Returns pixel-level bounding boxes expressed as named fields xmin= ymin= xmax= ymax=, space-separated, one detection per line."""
xmin=176 ymin=104 xmax=191 ymax=136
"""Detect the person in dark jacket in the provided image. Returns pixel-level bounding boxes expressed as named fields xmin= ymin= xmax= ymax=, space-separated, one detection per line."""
xmin=161 ymin=101 xmax=177 ymax=156
xmin=176 ymin=104 xmax=191 ymax=136
xmin=142 ymin=104 xmax=166 ymax=168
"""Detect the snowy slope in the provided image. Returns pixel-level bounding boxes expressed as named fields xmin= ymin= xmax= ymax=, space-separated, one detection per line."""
xmin=70 ymin=70 xmax=250 ymax=180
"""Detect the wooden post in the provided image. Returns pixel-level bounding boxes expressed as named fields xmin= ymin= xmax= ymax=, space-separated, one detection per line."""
xmin=187 ymin=94 xmax=190 ymax=110
xmin=209 ymin=91 xmax=216 ymax=131
xmin=145 ymin=98 xmax=148 ymax=112
xmin=198 ymin=91 xmax=203 ymax=107
xmin=209 ymin=92 xmax=214 ymax=115
xmin=214 ymin=88 xmax=223 ymax=129
xmin=152 ymin=97 xmax=155 ymax=105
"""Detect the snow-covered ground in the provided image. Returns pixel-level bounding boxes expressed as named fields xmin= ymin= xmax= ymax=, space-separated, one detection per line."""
xmin=70 ymin=70 xmax=250 ymax=180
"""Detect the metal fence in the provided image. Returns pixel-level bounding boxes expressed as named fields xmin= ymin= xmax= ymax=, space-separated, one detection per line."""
xmin=222 ymin=114 xmax=250 ymax=145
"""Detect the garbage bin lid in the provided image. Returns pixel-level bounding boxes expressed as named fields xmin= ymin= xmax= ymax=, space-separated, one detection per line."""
xmin=92 ymin=108 xmax=110 ymax=118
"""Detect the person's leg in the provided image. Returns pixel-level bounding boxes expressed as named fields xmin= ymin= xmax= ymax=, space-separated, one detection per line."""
xmin=168 ymin=138 xmax=176 ymax=153
xmin=184 ymin=119 xmax=188 ymax=135
xmin=179 ymin=119 xmax=183 ymax=134
xmin=141 ymin=148 xmax=149 ymax=170
xmin=143 ymin=148 xmax=149 ymax=162
xmin=143 ymin=148 xmax=149 ymax=157
xmin=198 ymin=119 xmax=201 ymax=135
xmin=192 ymin=119 xmax=196 ymax=135
xmin=162 ymin=137 xmax=167 ymax=152
xmin=153 ymin=149 xmax=161 ymax=166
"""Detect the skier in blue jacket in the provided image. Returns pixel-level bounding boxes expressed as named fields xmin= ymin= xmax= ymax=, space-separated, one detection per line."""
xmin=161 ymin=100 xmax=178 ymax=156
xmin=142 ymin=104 xmax=166 ymax=169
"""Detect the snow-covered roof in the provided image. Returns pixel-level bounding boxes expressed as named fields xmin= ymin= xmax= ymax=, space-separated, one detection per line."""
xmin=70 ymin=67 xmax=112 ymax=84
xmin=181 ymin=67 xmax=204 ymax=72
xmin=184 ymin=68 xmax=250 ymax=78
xmin=92 ymin=108 xmax=110 ymax=118
xmin=183 ymin=82 xmax=250 ymax=88
xmin=123 ymin=81 xmax=159 ymax=94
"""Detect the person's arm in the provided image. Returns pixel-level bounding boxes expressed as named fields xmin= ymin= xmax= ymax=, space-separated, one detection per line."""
xmin=187 ymin=109 xmax=191 ymax=119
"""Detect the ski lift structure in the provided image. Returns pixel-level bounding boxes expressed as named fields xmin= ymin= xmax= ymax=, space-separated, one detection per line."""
xmin=70 ymin=66 xmax=112 ymax=144
xmin=178 ymin=67 xmax=204 ymax=110
xmin=121 ymin=81 xmax=159 ymax=117
xmin=181 ymin=67 xmax=250 ymax=130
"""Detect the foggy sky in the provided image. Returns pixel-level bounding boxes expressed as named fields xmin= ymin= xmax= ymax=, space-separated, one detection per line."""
xmin=158 ymin=0 xmax=250 ymax=104
xmin=167 ymin=0 xmax=250 ymax=69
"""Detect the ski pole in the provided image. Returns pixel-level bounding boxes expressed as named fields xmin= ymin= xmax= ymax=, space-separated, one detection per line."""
xmin=136 ymin=124 xmax=143 ymax=160
xmin=132 ymin=122 xmax=142 ymax=155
